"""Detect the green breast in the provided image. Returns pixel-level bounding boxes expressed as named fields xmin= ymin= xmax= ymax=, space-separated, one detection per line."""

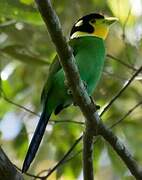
xmin=71 ymin=36 xmax=105 ymax=94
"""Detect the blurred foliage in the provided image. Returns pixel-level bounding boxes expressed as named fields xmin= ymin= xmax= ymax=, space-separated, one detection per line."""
xmin=0 ymin=0 xmax=142 ymax=179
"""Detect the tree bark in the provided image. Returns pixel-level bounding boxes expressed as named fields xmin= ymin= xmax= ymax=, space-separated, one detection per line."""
xmin=0 ymin=147 xmax=23 ymax=180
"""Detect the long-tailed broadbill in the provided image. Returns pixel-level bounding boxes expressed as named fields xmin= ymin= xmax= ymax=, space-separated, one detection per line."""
xmin=22 ymin=13 xmax=118 ymax=172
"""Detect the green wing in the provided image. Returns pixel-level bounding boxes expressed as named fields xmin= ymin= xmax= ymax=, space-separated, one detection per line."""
xmin=41 ymin=55 xmax=61 ymax=103
xmin=41 ymin=39 xmax=78 ymax=104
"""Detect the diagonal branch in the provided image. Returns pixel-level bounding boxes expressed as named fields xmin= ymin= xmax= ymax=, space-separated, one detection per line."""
xmin=98 ymin=123 xmax=142 ymax=179
xmin=111 ymin=101 xmax=142 ymax=128
xmin=107 ymin=54 xmax=137 ymax=71
xmin=42 ymin=136 xmax=82 ymax=179
xmin=1 ymin=88 xmax=83 ymax=125
xmin=101 ymin=65 xmax=142 ymax=116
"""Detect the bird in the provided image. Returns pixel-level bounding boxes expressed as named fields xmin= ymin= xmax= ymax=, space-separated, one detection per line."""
xmin=22 ymin=13 xmax=118 ymax=173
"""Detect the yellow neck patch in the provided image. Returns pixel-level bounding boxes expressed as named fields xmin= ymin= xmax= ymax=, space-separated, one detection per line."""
xmin=93 ymin=25 xmax=109 ymax=40
xmin=70 ymin=24 xmax=109 ymax=40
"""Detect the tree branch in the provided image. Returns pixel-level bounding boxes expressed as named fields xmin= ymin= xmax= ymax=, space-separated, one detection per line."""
xmin=35 ymin=0 xmax=142 ymax=179
xmin=101 ymin=65 xmax=142 ymax=116
xmin=42 ymin=136 xmax=82 ymax=179
xmin=98 ymin=123 xmax=142 ymax=179
xmin=0 ymin=147 xmax=23 ymax=180
xmin=1 ymin=89 xmax=83 ymax=125
xmin=83 ymin=127 xmax=94 ymax=180
xmin=110 ymin=101 xmax=142 ymax=128
xmin=107 ymin=54 xmax=137 ymax=71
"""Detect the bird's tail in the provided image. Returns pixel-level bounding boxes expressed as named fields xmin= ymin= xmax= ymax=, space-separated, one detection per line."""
xmin=22 ymin=106 xmax=52 ymax=173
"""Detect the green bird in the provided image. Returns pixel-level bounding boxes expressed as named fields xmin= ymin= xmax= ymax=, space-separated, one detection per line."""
xmin=22 ymin=13 xmax=117 ymax=172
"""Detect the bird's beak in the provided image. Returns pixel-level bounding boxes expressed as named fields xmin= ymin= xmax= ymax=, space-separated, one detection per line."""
xmin=104 ymin=17 xmax=119 ymax=25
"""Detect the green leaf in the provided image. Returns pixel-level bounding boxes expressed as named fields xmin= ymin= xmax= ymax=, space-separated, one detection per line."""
xmin=107 ymin=0 xmax=134 ymax=25
xmin=0 ymin=0 xmax=42 ymax=25
xmin=1 ymin=45 xmax=50 ymax=66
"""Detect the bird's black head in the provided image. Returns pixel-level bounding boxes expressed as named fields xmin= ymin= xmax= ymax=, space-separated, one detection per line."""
xmin=70 ymin=13 xmax=118 ymax=39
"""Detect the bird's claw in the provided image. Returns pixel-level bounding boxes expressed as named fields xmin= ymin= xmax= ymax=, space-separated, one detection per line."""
xmin=90 ymin=96 xmax=100 ymax=110
xmin=67 ymin=88 xmax=72 ymax=95
xmin=95 ymin=104 xmax=100 ymax=110
xmin=73 ymin=101 xmax=78 ymax=106
xmin=64 ymin=79 xmax=72 ymax=95
xmin=83 ymin=81 xmax=88 ymax=90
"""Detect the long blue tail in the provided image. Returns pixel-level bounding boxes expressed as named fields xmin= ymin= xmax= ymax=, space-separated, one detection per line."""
xmin=22 ymin=106 xmax=51 ymax=173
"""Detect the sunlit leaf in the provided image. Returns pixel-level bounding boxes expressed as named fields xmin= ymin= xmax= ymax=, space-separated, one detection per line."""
xmin=20 ymin=0 xmax=34 ymax=5
xmin=108 ymin=0 xmax=135 ymax=25
xmin=0 ymin=0 xmax=42 ymax=25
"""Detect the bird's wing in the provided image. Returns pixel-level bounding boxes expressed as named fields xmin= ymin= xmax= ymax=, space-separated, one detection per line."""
xmin=41 ymin=39 xmax=78 ymax=103
xmin=41 ymin=55 xmax=61 ymax=103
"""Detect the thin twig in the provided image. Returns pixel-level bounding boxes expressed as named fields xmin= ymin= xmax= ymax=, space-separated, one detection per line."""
xmin=3 ymin=95 xmax=40 ymax=117
xmin=3 ymin=94 xmax=84 ymax=125
xmin=0 ymin=20 xmax=16 ymax=28
xmin=122 ymin=9 xmax=134 ymax=65
xmin=103 ymin=70 xmax=126 ymax=81
xmin=1 ymin=88 xmax=84 ymax=125
xmin=101 ymin=66 xmax=142 ymax=116
xmin=62 ymin=149 xmax=82 ymax=164
xmin=35 ymin=169 xmax=49 ymax=179
xmin=42 ymin=136 xmax=82 ymax=179
xmin=110 ymin=101 xmax=142 ymax=128
xmin=0 ymin=86 xmax=40 ymax=116
xmin=122 ymin=9 xmax=131 ymax=40
xmin=14 ymin=165 xmax=43 ymax=179
xmin=52 ymin=119 xmax=84 ymax=125
xmin=107 ymin=54 xmax=137 ymax=71
xmin=98 ymin=124 xmax=142 ymax=179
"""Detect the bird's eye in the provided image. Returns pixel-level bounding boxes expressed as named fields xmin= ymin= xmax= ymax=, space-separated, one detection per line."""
xmin=90 ymin=19 xmax=96 ymax=23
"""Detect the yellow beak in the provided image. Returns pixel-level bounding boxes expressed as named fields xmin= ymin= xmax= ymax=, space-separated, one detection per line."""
xmin=104 ymin=17 xmax=119 ymax=25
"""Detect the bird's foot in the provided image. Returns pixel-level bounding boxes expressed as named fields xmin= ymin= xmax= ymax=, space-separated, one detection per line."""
xmin=64 ymin=79 xmax=72 ymax=95
xmin=67 ymin=88 xmax=72 ymax=95
xmin=83 ymin=80 xmax=88 ymax=90
xmin=95 ymin=104 xmax=100 ymax=110
xmin=90 ymin=96 xmax=100 ymax=110
xmin=64 ymin=79 xmax=73 ymax=95
xmin=73 ymin=101 xmax=78 ymax=106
